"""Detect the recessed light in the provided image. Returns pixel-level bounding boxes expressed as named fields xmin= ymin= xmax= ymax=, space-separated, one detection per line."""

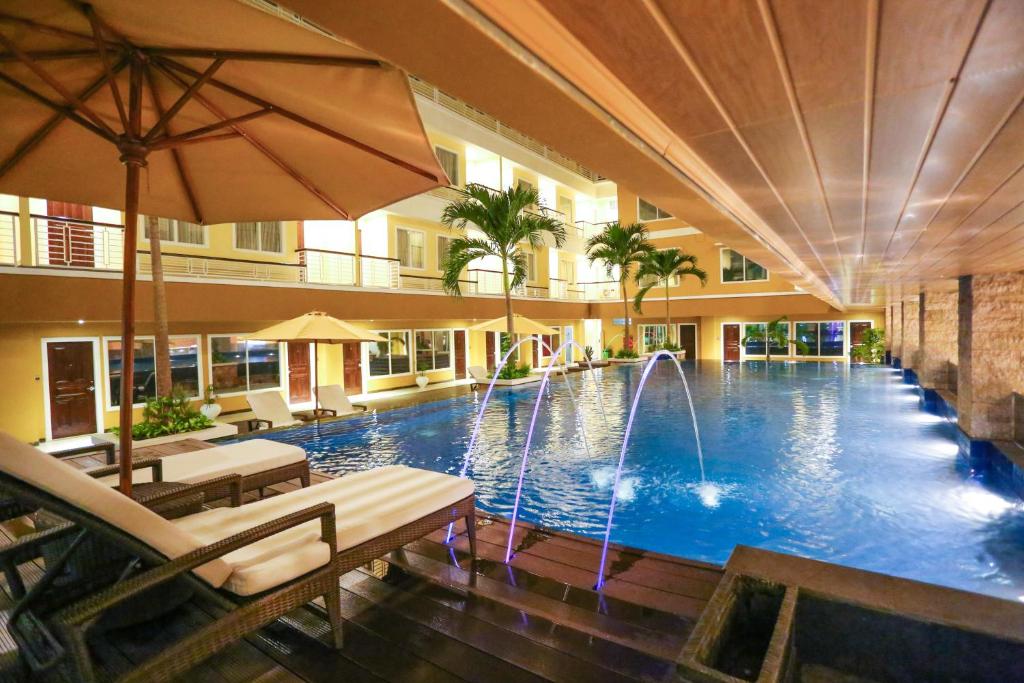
xmin=77 ymin=319 xmax=85 ymax=325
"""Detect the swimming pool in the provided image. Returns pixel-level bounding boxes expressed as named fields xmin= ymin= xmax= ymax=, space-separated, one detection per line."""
xmin=232 ymin=362 xmax=1024 ymax=602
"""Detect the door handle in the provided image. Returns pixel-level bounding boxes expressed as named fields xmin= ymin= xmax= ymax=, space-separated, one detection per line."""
xmin=86 ymin=385 xmax=95 ymax=392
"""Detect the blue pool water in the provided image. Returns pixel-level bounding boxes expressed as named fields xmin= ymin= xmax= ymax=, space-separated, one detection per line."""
xmin=232 ymin=362 xmax=1024 ymax=602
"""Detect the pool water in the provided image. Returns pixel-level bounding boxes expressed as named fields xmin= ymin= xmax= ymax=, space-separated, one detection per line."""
xmin=232 ymin=362 xmax=1024 ymax=602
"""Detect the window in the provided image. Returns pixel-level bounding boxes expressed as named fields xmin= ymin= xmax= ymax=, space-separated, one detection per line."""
xmin=369 ymin=331 xmax=410 ymax=376
xmin=516 ymin=178 xmax=535 ymax=194
xmin=638 ymin=198 xmax=672 ymax=221
xmin=435 ymin=146 xmax=459 ymax=186
xmin=437 ymin=234 xmax=453 ymax=270
xmin=142 ymin=217 xmax=206 ymax=246
xmin=794 ymin=322 xmax=845 ymax=357
xmin=525 ymin=251 xmax=537 ymax=281
xmin=396 ymin=227 xmax=424 ymax=268
xmin=106 ymin=337 xmax=156 ymax=408
xmin=640 ymin=273 xmax=680 ymax=288
xmin=557 ymin=195 xmax=574 ymax=223
xmin=105 ymin=335 xmax=202 ymax=407
xmin=415 ymin=330 xmax=452 ymax=372
xmin=741 ymin=323 xmax=789 ymax=356
xmin=640 ymin=324 xmax=667 ymax=353
xmin=210 ymin=335 xmax=281 ymax=393
xmin=721 ymin=248 xmax=768 ymax=282
xmin=235 ymin=222 xmax=283 ymax=253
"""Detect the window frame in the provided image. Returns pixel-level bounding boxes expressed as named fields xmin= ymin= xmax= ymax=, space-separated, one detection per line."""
xmin=413 ymin=328 xmax=454 ymax=373
xmin=102 ymin=334 xmax=203 ymax=410
xmin=140 ymin=217 xmax=208 ymax=248
xmin=525 ymin=250 xmax=538 ymax=283
xmin=206 ymin=334 xmax=285 ymax=397
xmin=738 ymin=321 xmax=792 ymax=359
xmin=437 ymin=234 xmax=454 ymax=271
xmin=638 ymin=324 xmax=668 ymax=354
xmin=368 ymin=329 xmax=413 ymax=378
xmin=637 ymin=197 xmax=672 ymax=222
xmin=232 ymin=221 xmax=284 ymax=255
xmin=395 ymin=226 xmax=426 ymax=270
xmin=719 ymin=247 xmax=769 ymax=284
xmin=434 ymin=145 xmax=461 ymax=187
xmin=793 ymin=320 xmax=848 ymax=358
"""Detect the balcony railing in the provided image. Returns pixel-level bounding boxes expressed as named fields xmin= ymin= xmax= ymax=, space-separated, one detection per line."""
xmin=32 ymin=214 xmax=123 ymax=270
xmin=549 ymin=278 xmax=585 ymax=300
xmin=139 ymin=250 xmax=304 ymax=283
xmin=425 ymin=183 xmax=587 ymax=239
xmin=580 ymin=280 xmax=619 ymax=300
xmin=0 ymin=210 xmax=17 ymax=265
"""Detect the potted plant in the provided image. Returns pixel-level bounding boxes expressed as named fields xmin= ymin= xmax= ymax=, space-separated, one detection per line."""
xmin=415 ymin=361 xmax=430 ymax=388
xmin=851 ymin=328 xmax=885 ymax=364
xmin=200 ymin=383 xmax=221 ymax=420
xmin=113 ymin=390 xmax=214 ymax=441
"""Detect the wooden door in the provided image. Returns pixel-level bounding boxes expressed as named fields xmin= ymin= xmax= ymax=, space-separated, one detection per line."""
xmin=486 ymin=332 xmax=496 ymax=371
xmin=287 ymin=342 xmax=311 ymax=403
xmin=342 ymin=342 xmax=362 ymax=395
xmin=454 ymin=330 xmax=467 ymax=379
xmin=47 ymin=201 xmax=94 ymax=267
xmin=850 ymin=322 xmax=871 ymax=355
xmin=678 ymin=324 xmax=697 ymax=360
xmin=723 ymin=324 xmax=741 ymax=362
xmin=46 ymin=341 xmax=97 ymax=438
xmin=532 ymin=337 xmax=540 ymax=367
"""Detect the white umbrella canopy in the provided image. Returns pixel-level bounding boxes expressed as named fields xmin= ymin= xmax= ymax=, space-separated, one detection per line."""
xmin=471 ymin=314 xmax=558 ymax=336
xmin=244 ymin=312 xmax=385 ymax=345
xmin=0 ymin=0 xmax=447 ymax=494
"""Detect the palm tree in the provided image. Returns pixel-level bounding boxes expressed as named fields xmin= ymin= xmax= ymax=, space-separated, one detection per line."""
xmin=441 ymin=183 xmax=566 ymax=339
xmin=632 ymin=248 xmax=707 ymax=348
xmin=146 ymin=216 xmax=172 ymax=398
xmin=586 ymin=222 xmax=654 ymax=353
xmin=741 ymin=316 xmax=809 ymax=361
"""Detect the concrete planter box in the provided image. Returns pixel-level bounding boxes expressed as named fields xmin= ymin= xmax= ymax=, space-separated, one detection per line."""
xmin=97 ymin=421 xmax=238 ymax=450
xmin=608 ymin=357 xmax=644 ymax=365
xmin=577 ymin=361 xmax=610 ymax=369
xmin=487 ymin=375 xmax=544 ymax=386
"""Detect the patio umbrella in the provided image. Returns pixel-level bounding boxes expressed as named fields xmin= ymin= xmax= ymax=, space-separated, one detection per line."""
xmin=244 ymin=311 xmax=384 ymax=413
xmin=0 ymin=1 xmax=447 ymax=494
xmin=471 ymin=314 xmax=558 ymax=336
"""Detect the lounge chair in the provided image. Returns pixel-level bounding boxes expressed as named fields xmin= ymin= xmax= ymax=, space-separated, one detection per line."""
xmin=245 ymin=391 xmax=304 ymax=430
xmin=468 ymin=365 xmax=489 ymax=390
xmin=316 ymin=384 xmax=368 ymax=416
xmin=93 ymin=439 xmax=310 ymax=498
xmin=0 ymin=432 xmax=475 ymax=682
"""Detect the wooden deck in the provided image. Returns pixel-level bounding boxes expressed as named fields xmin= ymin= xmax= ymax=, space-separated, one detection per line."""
xmin=0 ymin=442 xmax=723 ymax=682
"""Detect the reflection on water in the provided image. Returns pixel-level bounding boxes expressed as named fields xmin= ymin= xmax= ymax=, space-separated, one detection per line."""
xmin=231 ymin=361 xmax=1024 ymax=602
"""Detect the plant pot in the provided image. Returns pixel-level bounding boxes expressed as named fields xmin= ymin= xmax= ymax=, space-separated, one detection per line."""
xmin=200 ymin=403 xmax=222 ymax=420
xmin=415 ymin=375 xmax=429 ymax=389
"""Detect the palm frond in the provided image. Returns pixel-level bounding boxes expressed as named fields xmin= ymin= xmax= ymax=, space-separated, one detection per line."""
xmin=441 ymin=236 xmax=498 ymax=297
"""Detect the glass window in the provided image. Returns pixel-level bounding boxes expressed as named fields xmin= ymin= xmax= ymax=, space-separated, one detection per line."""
xmin=107 ymin=338 xmax=156 ymax=407
xmin=744 ymin=323 xmax=767 ymax=356
xmin=819 ymin=322 xmax=844 ymax=357
xmin=414 ymin=330 xmax=452 ymax=371
xmin=396 ymin=228 xmax=424 ymax=268
xmin=525 ymin=251 xmax=537 ymax=281
xmin=369 ymin=331 xmax=411 ymax=376
xmin=721 ymin=248 xmax=768 ymax=282
xmin=640 ymin=324 xmax=667 ymax=353
xmin=638 ymin=198 xmax=672 ymax=221
xmin=437 ymin=234 xmax=453 ymax=270
xmin=235 ymin=222 xmax=283 ymax=253
xmin=434 ymin=330 xmax=451 ymax=369
xmin=210 ymin=336 xmax=281 ymax=393
xmin=435 ymin=146 xmax=459 ymax=186
xmin=795 ymin=322 xmax=818 ymax=356
xmin=169 ymin=335 xmax=201 ymax=398
xmin=142 ymin=217 xmax=205 ymax=246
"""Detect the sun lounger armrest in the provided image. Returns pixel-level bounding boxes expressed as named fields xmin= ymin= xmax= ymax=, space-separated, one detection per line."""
xmin=135 ymin=474 xmax=244 ymax=509
xmin=353 ymin=404 xmax=368 ymax=412
xmin=55 ymin=502 xmax=338 ymax=627
xmin=247 ymin=418 xmax=273 ymax=431
xmin=0 ymin=524 xmax=77 ymax=599
xmin=85 ymin=457 xmax=164 ymax=483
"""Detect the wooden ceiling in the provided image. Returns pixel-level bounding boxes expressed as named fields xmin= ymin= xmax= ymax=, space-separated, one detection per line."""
xmin=286 ymin=0 xmax=1023 ymax=308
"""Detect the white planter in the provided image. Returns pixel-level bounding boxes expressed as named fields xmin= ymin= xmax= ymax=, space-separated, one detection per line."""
xmin=488 ymin=375 xmax=543 ymax=386
xmin=608 ymin=357 xmax=644 ymax=364
xmin=200 ymin=403 xmax=222 ymax=420
xmin=415 ymin=375 xmax=430 ymax=389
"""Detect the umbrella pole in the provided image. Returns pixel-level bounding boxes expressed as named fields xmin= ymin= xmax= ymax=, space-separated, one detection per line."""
xmin=314 ymin=340 xmax=319 ymax=413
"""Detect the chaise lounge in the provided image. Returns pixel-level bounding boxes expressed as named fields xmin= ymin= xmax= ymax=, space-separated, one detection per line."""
xmin=316 ymin=384 xmax=368 ymax=417
xmin=245 ymin=391 xmax=306 ymax=430
xmin=0 ymin=432 xmax=476 ymax=682
xmin=468 ymin=365 xmax=489 ymax=390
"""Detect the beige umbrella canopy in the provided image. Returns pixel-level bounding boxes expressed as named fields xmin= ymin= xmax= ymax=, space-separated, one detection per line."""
xmin=0 ymin=0 xmax=447 ymax=494
xmin=245 ymin=312 xmax=384 ymax=413
xmin=471 ymin=314 xmax=558 ymax=336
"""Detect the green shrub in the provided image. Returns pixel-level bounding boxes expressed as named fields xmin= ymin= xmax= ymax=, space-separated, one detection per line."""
xmin=494 ymin=362 xmax=532 ymax=380
xmin=615 ymin=348 xmax=639 ymax=359
xmin=112 ymin=390 xmax=213 ymax=440
xmin=851 ymin=328 xmax=886 ymax=363
xmin=660 ymin=342 xmax=681 ymax=352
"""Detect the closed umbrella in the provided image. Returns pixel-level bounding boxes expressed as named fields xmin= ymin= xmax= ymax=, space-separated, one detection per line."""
xmin=0 ymin=1 xmax=446 ymax=494
xmin=244 ymin=311 xmax=384 ymax=413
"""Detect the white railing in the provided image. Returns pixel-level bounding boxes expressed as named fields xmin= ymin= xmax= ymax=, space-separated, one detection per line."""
xmin=139 ymin=252 xmax=304 ymax=284
xmin=582 ymin=281 xmax=619 ymax=300
xmin=0 ymin=211 xmax=17 ymax=265
xmin=469 ymin=269 xmax=505 ymax=295
xmin=361 ymin=255 xmax=400 ymax=288
xmin=302 ymin=249 xmax=357 ymax=286
xmin=32 ymin=215 xmax=123 ymax=270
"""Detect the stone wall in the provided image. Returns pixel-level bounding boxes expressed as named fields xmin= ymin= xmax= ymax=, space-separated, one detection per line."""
xmin=892 ymin=302 xmax=903 ymax=361
xmin=901 ymin=298 xmax=920 ymax=369
xmin=919 ymin=288 xmax=958 ymax=390
xmin=957 ymin=272 xmax=1024 ymax=440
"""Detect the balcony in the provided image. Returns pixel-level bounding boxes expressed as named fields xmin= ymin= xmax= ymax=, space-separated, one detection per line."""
xmin=0 ymin=211 xmax=17 ymax=265
xmin=31 ymin=214 xmax=123 ymax=270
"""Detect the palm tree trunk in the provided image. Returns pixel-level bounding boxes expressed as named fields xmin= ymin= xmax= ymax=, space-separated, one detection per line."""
xmin=621 ymin=279 xmax=630 ymax=352
xmin=502 ymin=259 xmax=515 ymax=363
xmin=148 ymin=217 xmax=172 ymax=398
xmin=664 ymin=281 xmax=671 ymax=347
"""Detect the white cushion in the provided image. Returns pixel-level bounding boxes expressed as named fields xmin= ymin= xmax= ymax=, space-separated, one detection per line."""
xmin=246 ymin=391 xmax=300 ymax=428
xmin=0 ymin=433 xmax=232 ymax=588
xmin=96 ymin=439 xmax=306 ymax=486
xmin=317 ymin=385 xmax=359 ymax=416
xmin=174 ymin=465 xmax=474 ymax=595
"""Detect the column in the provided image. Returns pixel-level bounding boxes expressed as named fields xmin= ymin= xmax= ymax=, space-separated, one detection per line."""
xmin=957 ymin=272 xmax=1024 ymax=441
xmin=901 ymin=297 xmax=920 ymax=372
xmin=891 ymin=301 xmax=903 ymax=366
xmin=918 ymin=286 xmax=958 ymax=391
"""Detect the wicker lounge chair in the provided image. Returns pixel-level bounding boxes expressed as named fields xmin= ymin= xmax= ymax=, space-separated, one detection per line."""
xmin=468 ymin=365 xmax=489 ymax=390
xmin=245 ymin=391 xmax=304 ymax=430
xmin=93 ymin=439 xmax=311 ymax=499
xmin=0 ymin=432 xmax=476 ymax=682
xmin=316 ymin=385 xmax=368 ymax=416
